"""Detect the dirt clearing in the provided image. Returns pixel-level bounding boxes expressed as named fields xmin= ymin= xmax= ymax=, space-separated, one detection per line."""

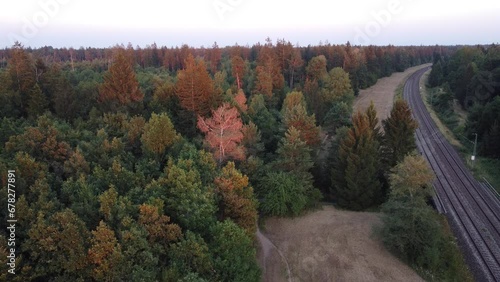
xmin=257 ymin=205 xmax=424 ymax=282
xmin=354 ymin=64 xmax=431 ymax=126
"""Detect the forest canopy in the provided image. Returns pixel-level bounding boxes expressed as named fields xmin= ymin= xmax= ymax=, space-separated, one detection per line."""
xmin=0 ymin=40 xmax=455 ymax=281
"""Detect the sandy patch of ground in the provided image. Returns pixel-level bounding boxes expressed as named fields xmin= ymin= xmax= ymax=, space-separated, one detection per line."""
xmin=257 ymin=205 xmax=424 ymax=282
xmin=354 ymin=64 xmax=432 ymax=127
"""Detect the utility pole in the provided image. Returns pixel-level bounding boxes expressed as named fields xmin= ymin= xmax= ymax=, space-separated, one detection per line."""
xmin=471 ymin=133 xmax=478 ymax=168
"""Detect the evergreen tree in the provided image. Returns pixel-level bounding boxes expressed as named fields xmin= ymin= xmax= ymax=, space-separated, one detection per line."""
xmin=281 ymin=91 xmax=321 ymax=147
xmin=481 ymin=119 xmax=500 ymax=158
xmin=331 ymin=111 xmax=382 ymax=210
xmin=214 ymin=162 xmax=258 ymax=235
xmin=382 ymin=100 xmax=418 ymax=168
xmin=275 ymin=126 xmax=313 ymax=181
xmin=175 ymin=54 xmax=216 ymax=117
xmin=141 ymin=113 xmax=179 ymax=157
xmin=98 ymin=48 xmax=144 ymax=112
xmin=210 ymin=220 xmax=260 ymax=282
xmin=248 ymin=94 xmax=279 ymax=153
xmin=365 ymin=101 xmax=382 ymax=140
xmin=163 ymin=159 xmax=216 ymax=232
xmin=26 ymin=84 xmax=48 ymax=118
xmin=258 ymin=171 xmax=308 ymax=216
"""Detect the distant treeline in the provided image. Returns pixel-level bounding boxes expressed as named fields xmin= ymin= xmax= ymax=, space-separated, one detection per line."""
xmin=0 ymin=40 xmax=454 ymax=94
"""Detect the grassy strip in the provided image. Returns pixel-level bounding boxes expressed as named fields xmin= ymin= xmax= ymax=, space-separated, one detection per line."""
xmin=419 ymin=70 xmax=500 ymax=193
xmin=394 ymin=72 xmax=412 ymax=100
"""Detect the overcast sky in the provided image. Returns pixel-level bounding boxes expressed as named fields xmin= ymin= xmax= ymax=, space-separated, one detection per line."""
xmin=1 ymin=0 xmax=499 ymax=48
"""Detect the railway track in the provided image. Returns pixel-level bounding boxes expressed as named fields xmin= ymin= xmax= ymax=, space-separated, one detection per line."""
xmin=404 ymin=67 xmax=500 ymax=282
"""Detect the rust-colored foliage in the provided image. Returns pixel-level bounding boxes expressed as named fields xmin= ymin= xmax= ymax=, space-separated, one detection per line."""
xmin=206 ymin=42 xmax=221 ymax=74
xmin=254 ymin=66 xmax=273 ymax=99
xmin=234 ymin=89 xmax=248 ymax=113
xmin=231 ymin=55 xmax=246 ymax=89
xmin=197 ymin=103 xmax=245 ymax=164
xmin=63 ymin=148 xmax=90 ymax=178
xmin=214 ymin=162 xmax=258 ymax=235
xmin=138 ymin=204 xmax=182 ymax=246
xmin=26 ymin=209 xmax=90 ymax=276
xmin=175 ymin=54 xmax=215 ymax=117
xmin=98 ymin=48 xmax=144 ymax=106
xmin=6 ymin=117 xmax=70 ymax=163
xmin=88 ymin=221 xmax=124 ymax=281
xmin=8 ymin=42 xmax=36 ymax=94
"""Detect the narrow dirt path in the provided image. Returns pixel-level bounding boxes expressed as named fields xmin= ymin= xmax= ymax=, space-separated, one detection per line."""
xmin=257 ymin=228 xmax=292 ymax=282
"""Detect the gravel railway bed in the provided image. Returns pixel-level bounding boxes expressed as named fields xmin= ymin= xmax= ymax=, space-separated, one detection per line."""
xmin=404 ymin=67 xmax=500 ymax=282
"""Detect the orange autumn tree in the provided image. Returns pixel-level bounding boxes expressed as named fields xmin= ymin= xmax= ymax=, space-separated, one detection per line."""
xmin=175 ymin=54 xmax=215 ymax=117
xmin=214 ymin=161 xmax=258 ymax=235
xmin=98 ymin=48 xmax=143 ymax=110
xmin=197 ymin=103 xmax=245 ymax=164
xmin=233 ymin=89 xmax=248 ymax=113
xmin=231 ymin=55 xmax=246 ymax=89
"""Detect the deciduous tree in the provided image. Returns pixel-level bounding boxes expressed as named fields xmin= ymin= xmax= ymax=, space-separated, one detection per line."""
xmin=197 ymin=103 xmax=245 ymax=164
xmin=138 ymin=203 xmax=182 ymax=247
xmin=389 ymin=154 xmax=435 ymax=202
xmin=88 ymin=221 xmax=125 ymax=281
xmin=25 ymin=209 xmax=90 ymax=280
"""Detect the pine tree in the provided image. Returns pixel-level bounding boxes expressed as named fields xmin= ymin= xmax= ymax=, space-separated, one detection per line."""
xmin=382 ymin=100 xmax=418 ymax=168
xmin=281 ymin=92 xmax=321 ymax=147
xmin=482 ymin=119 xmax=500 ymax=158
xmin=231 ymin=55 xmax=246 ymax=89
xmin=275 ymin=127 xmax=322 ymax=207
xmin=141 ymin=113 xmax=179 ymax=157
xmin=365 ymin=101 xmax=381 ymax=139
xmin=164 ymin=160 xmax=216 ymax=232
xmin=234 ymin=89 xmax=248 ymax=113
xmin=248 ymin=94 xmax=279 ymax=152
xmin=210 ymin=220 xmax=260 ymax=282
xmin=254 ymin=66 xmax=273 ymax=99
xmin=275 ymin=126 xmax=313 ymax=179
xmin=7 ymin=43 xmax=36 ymax=116
xmin=98 ymin=48 xmax=144 ymax=111
xmin=175 ymin=54 xmax=216 ymax=117
xmin=241 ymin=122 xmax=264 ymax=157
xmin=331 ymin=111 xmax=382 ymax=210
xmin=26 ymin=83 xmax=48 ymax=118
